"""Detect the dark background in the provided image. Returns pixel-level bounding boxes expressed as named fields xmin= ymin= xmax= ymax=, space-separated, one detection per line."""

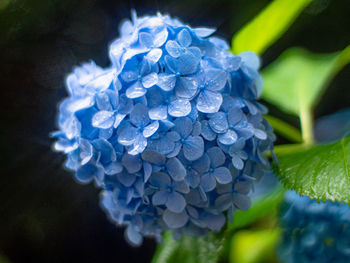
xmin=0 ymin=0 xmax=349 ymax=262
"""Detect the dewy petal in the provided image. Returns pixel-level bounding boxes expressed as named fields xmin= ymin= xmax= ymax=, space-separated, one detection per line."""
xmin=145 ymin=48 xmax=162 ymax=63
xmin=114 ymin=113 xmax=126 ymax=128
xmin=213 ymin=167 xmax=232 ymax=184
xmin=177 ymin=29 xmax=192 ymax=47
xmin=142 ymin=72 xmax=158 ymax=88
xmin=177 ymin=53 xmax=199 ymax=75
xmin=193 ymin=27 xmax=216 ymax=37
xmin=152 ymin=190 xmax=169 ymax=206
xmin=205 ymin=68 xmax=227 ymax=91
xmin=128 ymin=133 xmax=147 ymax=155
xmin=173 ymin=117 xmax=193 ymax=138
xmin=121 ymin=70 xmax=138 ymax=82
xmin=196 ymin=90 xmax=223 ymax=113
xmin=168 ymin=99 xmax=191 ymax=117
xmin=176 ymin=77 xmax=198 ymax=99
xmin=130 ymin=104 xmax=150 ymax=127
xmin=122 ymin=154 xmax=142 ymax=174
xmin=163 ymin=209 xmax=189 ymax=229
xmin=218 ymin=129 xmax=238 ymax=145
xmin=207 ymin=146 xmax=225 ymax=167
xmin=92 ymin=110 xmax=115 ymax=129
xmin=139 ymin=32 xmax=154 ymax=48
xmin=200 ymin=173 xmax=216 ymax=192
xmin=143 ymin=121 xmax=159 ymax=138
xmin=126 ymin=81 xmax=147 ymax=99
xmin=165 ymin=40 xmax=182 ymax=58
xmin=164 ymin=55 xmax=178 ymax=74
xmin=183 ymin=136 xmax=204 ymax=161
xmin=208 ymin=112 xmax=228 ymax=134
xmin=200 ymin=120 xmax=216 ymax=141
xmin=153 ymin=27 xmax=169 ymax=47
xmin=166 ymin=192 xmax=186 ymax=213
xmin=166 ymin=157 xmax=186 ymax=181
xmin=157 ymin=73 xmax=176 ymax=91
xmin=149 ymin=105 xmax=168 ymax=120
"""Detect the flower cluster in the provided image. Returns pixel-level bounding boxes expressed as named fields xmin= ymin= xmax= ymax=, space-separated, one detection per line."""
xmin=52 ymin=12 xmax=274 ymax=245
xmin=279 ymin=191 xmax=350 ymax=263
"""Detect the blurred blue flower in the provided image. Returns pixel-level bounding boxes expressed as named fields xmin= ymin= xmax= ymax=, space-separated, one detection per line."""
xmin=279 ymin=191 xmax=350 ymax=263
xmin=52 ymin=12 xmax=275 ymax=245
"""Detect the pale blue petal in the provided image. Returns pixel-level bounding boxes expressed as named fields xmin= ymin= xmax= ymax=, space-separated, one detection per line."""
xmin=113 ymin=113 xmax=126 ymax=128
xmin=157 ymin=73 xmax=176 ymax=91
xmin=152 ymin=190 xmax=169 ymax=206
xmin=200 ymin=173 xmax=216 ymax=192
xmin=188 ymin=47 xmax=201 ymax=58
xmin=143 ymin=121 xmax=159 ymax=138
xmin=145 ymin=48 xmax=162 ymax=63
xmin=128 ymin=133 xmax=147 ymax=155
xmin=177 ymin=53 xmax=199 ymax=75
xmin=104 ymin=161 xmax=123 ymax=175
xmin=130 ymin=104 xmax=150 ymax=127
xmin=96 ymin=93 xmax=112 ymax=111
xmin=254 ymin=128 xmax=267 ymax=140
xmin=177 ymin=29 xmax=192 ymax=47
xmin=121 ymin=70 xmax=138 ymax=82
xmin=163 ymin=209 xmax=189 ymax=229
xmin=239 ymin=51 xmax=261 ymax=70
xmin=173 ymin=117 xmax=193 ymax=138
xmin=166 ymin=192 xmax=186 ymax=213
xmin=143 ymin=161 xmax=152 ymax=182
xmin=207 ymin=146 xmax=225 ymax=168
xmin=142 ymin=72 xmax=158 ymax=88
xmin=118 ymin=94 xmax=134 ymax=114
xmin=126 ymin=225 xmax=143 ymax=246
xmin=193 ymin=27 xmax=215 ymax=37
xmin=166 ymin=157 xmax=186 ymax=181
xmin=141 ymin=149 xmax=166 ymax=165
xmin=149 ymin=105 xmax=168 ymax=120
xmin=231 ymin=154 xmax=244 ymax=170
xmin=118 ymin=125 xmax=138 ymax=146
xmin=165 ymin=40 xmax=182 ymax=58
xmin=218 ymin=129 xmax=238 ymax=145
xmin=233 ymin=193 xmax=251 ymax=210
xmin=126 ymin=81 xmax=147 ymax=99
xmin=176 ymin=77 xmax=198 ymax=99
xmin=208 ymin=112 xmax=228 ymax=133
xmin=139 ymin=32 xmax=153 ymax=48
xmin=205 ymin=68 xmax=227 ymax=91
xmin=213 ymin=167 xmax=232 ymax=184
xmin=168 ymin=99 xmax=191 ymax=117
xmin=196 ymin=90 xmax=223 ymax=113
xmin=153 ymin=27 xmax=168 ymax=47
xmin=227 ymin=107 xmax=244 ymax=126
xmin=166 ymin=131 xmax=181 ymax=142
xmin=164 ymin=55 xmax=178 ymax=74
xmin=200 ymin=120 xmax=216 ymax=141
xmin=183 ymin=136 xmax=204 ymax=161
xmin=92 ymin=110 xmax=115 ymax=129
xmin=122 ymin=154 xmax=142 ymax=173
xmin=191 ymin=121 xmax=201 ymax=136
xmin=148 ymin=137 xmax=175 ymax=155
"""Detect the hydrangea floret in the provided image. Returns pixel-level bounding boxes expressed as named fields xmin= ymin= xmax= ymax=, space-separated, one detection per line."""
xmin=279 ymin=191 xmax=350 ymax=263
xmin=52 ymin=12 xmax=275 ymax=245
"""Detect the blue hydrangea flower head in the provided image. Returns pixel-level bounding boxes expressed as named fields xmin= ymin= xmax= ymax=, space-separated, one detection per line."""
xmin=52 ymin=11 xmax=275 ymax=245
xmin=279 ymin=191 xmax=350 ymax=263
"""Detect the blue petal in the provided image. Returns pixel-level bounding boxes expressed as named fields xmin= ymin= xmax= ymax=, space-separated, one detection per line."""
xmin=173 ymin=117 xmax=193 ymax=138
xmin=153 ymin=27 xmax=168 ymax=47
xmin=152 ymin=190 xmax=169 ymax=206
xmin=117 ymin=170 xmax=137 ymax=187
xmin=92 ymin=138 xmax=116 ymax=164
xmin=183 ymin=136 xmax=204 ymax=161
xmin=145 ymin=48 xmax=162 ymax=63
xmin=227 ymin=107 xmax=244 ymax=126
xmin=121 ymin=70 xmax=138 ymax=83
xmin=200 ymin=120 xmax=216 ymax=141
xmin=165 ymin=40 xmax=182 ymax=58
xmin=239 ymin=51 xmax=261 ymax=70
xmin=166 ymin=192 xmax=186 ymax=213
xmin=196 ymin=90 xmax=222 ymax=113
xmin=128 ymin=133 xmax=147 ymax=155
xmin=192 ymin=121 xmax=201 ymax=136
xmin=122 ymin=154 xmax=142 ymax=173
xmin=176 ymin=77 xmax=198 ymax=99
xmin=143 ymin=161 xmax=152 ymax=182
xmin=92 ymin=110 xmax=115 ymax=129
xmin=192 ymin=153 xmax=210 ymax=173
xmin=177 ymin=53 xmax=199 ymax=75
xmin=208 ymin=112 xmax=228 ymax=133
xmin=126 ymin=81 xmax=147 ymax=99
xmin=233 ymin=193 xmax=251 ymax=210
xmin=214 ymin=194 xmax=233 ymax=212
xmin=202 ymin=213 xmax=225 ymax=231
xmin=205 ymin=68 xmax=227 ymax=91
xmin=177 ymin=29 xmax=192 ymax=47
xmin=139 ymin=32 xmax=153 ymax=48
xmin=105 ymin=161 xmax=123 ymax=175
xmin=166 ymin=131 xmax=181 ymax=142
xmin=142 ymin=72 xmax=158 ymax=88
xmin=113 ymin=113 xmax=126 ymax=128
xmin=166 ymin=142 xmax=182 ymax=158
xmin=125 ymin=225 xmax=143 ymax=246
xmin=166 ymin=157 xmax=186 ymax=181
xmin=218 ymin=129 xmax=238 ymax=145
xmin=149 ymin=105 xmax=168 ymax=120
xmin=147 ymin=137 xmax=175 ymax=155
xmin=186 ymin=171 xmax=200 ymax=188
xmin=231 ymin=154 xmax=244 ymax=170
xmin=254 ymin=128 xmax=267 ymax=140
xmin=200 ymin=173 xmax=216 ymax=192
xmin=157 ymin=73 xmax=177 ymax=91
xmin=130 ymin=104 xmax=150 ymax=127
xmin=163 ymin=209 xmax=189 ymax=229
xmin=141 ymin=149 xmax=166 ymax=165
xmin=193 ymin=27 xmax=216 ymax=37
xmin=168 ymin=99 xmax=191 ymax=117
xmin=118 ymin=125 xmax=138 ymax=146
xmin=143 ymin=121 xmax=159 ymax=138
xmin=118 ymin=94 xmax=134 ymax=115
xmin=149 ymin=172 xmax=171 ymax=188
xmin=173 ymin=180 xmax=190 ymax=194
xmin=96 ymin=93 xmax=113 ymax=111
xmin=207 ymin=146 xmax=225 ymax=168
xmin=212 ymin=167 xmax=232 ymax=184
xmin=164 ymin=55 xmax=178 ymax=74
xmin=75 ymin=163 xmax=96 ymax=183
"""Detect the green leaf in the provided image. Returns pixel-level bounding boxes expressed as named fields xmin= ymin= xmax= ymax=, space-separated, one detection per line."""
xmin=275 ymin=136 xmax=350 ymax=203
xmin=232 ymin=0 xmax=312 ymax=55
xmin=152 ymin=231 xmax=224 ymax=263
xmin=262 ymin=46 xmax=350 ymax=116
xmin=264 ymin=115 xmax=302 ymax=143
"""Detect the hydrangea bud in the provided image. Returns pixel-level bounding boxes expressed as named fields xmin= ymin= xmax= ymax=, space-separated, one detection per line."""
xmin=52 ymin=12 xmax=275 ymax=245
xmin=279 ymin=191 xmax=350 ymax=262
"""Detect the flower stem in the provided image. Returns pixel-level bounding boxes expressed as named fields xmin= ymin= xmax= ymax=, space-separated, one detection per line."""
xmin=300 ymin=106 xmax=314 ymax=145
